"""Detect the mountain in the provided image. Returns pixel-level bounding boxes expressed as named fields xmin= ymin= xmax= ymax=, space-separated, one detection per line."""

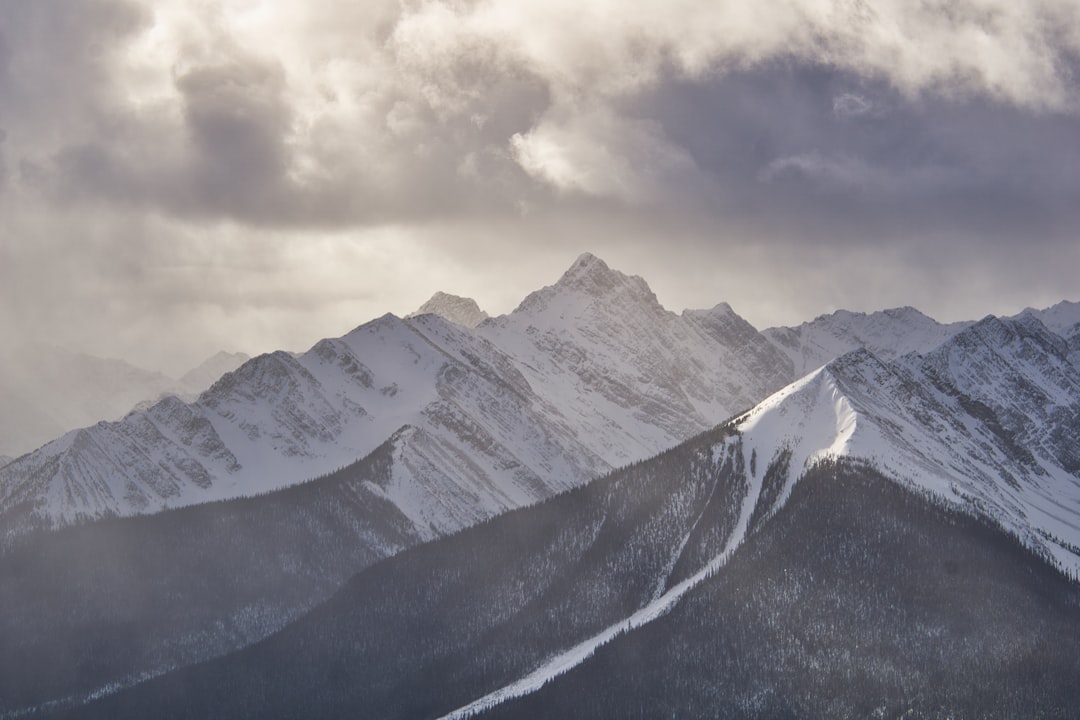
xmin=0 ymin=434 xmax=427 ymax=715
xmin=1018 ymin=299 xmax=1080 ymax=336
xmin=53 ymin=323 xmax=1080 ymax=718
xmin=175 ymin=351 xmax=250 ymax=396
xmin=3 ymin=262 xmax=1079 ymax=715
xmin=0 ymin=254 xmax=792 ymax=540
xmin=733 ymin=315 xmax=1080 ymax=575
xmin=0 ymin=455 xmax=11 ymax=468
xmin=0 ymin=348 xmax=251 ymax=460
xmin=763 ymin=305 xmax=972 ymax=375
xmin=476 ymin=252 xmax=794 ymax=468
xmin=408 ymin=291 xmax=489 ymax=328
xmin=0 ymin=313 xmax=604 ymax=538
xmin=1016 ymin=300 xmax=1080 ymax=367
xmin=0 ymin=346 xmax=179 ymax=458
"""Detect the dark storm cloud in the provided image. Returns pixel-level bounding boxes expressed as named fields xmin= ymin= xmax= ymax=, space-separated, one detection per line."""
xmin=615 ymin=62 xmax=1080 ymax=258
xmin=1 ymin=0 xmax=1079 ymax=372
xmin=3 ymin=1 xmax=552 ymax=228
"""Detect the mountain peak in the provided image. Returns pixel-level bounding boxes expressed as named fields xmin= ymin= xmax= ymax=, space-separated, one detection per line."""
xmin=502 ymin=253 xmax=661 ymax=318
xmin=553 ymin=252 xmax=654 ymax=299
xmin=408 ymin=292 xmax=489 ymax=328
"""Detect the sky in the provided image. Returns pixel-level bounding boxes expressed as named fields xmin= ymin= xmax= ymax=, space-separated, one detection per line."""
xmin=1 ymin=0 xmax=1079 ymax=375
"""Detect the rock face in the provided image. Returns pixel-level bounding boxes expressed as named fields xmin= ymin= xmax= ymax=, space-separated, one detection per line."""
xmin=409 ymin=291 xmax=490 ymax=328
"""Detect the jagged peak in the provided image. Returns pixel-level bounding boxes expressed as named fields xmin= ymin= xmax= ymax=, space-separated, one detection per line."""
xmin=343 ymin=312 xmax=408 ymax=338
xmin=803 ymin=305 xmax=936 ymax=328
xmin=508 ymin=252 xmax=662 ymax=317
xmin=408 ymin=292 xmax=489 ymax=328
xmin=683 ymin=301 xmax=735 ymax=319
xmin=557 ymin=252 xmax=633 ymax=291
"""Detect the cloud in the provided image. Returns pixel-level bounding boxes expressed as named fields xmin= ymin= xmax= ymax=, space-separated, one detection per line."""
xmin=511 ymin=106 xmax=698 ymax=202
xmin=832 ymin=93 xmax=875 ymax=119
xmin=4 ymin=0 xmax=1078 ymax=223
xmin=0 ymin=0 xmax=1078 ymax=376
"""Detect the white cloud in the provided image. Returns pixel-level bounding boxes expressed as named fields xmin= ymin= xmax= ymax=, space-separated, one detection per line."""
xmin=511 ymin=107 xmax=696 ymax=201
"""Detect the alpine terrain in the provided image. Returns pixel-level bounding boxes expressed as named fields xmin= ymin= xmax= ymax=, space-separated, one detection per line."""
xmin=41 ymin=309 xmax=1080 ymax=719
xmin=0 ymin=254 xmax=1078 ymax=718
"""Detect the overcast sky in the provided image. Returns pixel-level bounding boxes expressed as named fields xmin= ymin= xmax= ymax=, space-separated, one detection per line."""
xmin=2 ymin=0 xmax=1079 ymax=375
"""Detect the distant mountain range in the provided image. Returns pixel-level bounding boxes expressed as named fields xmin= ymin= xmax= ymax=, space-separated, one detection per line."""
xmin=1 ymin=254 xmax=1078 ymax=717
xmin=5 ymin=253 xmax=1009 ymax=538
xmin=0 ymin=348 xmax=249 ymax=459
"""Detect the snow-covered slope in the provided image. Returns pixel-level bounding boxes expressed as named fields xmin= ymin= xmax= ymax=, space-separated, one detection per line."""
xmin=763 ymin=306 xmax=972 ymax=375
xmin=1 ymin=253 xmax=795 ymax=539
xmin=733 ymin=315 xmax=1080 ymax=575
xmin=0 ymin=313 xmax=608 ymax=537
xmin=1014 ymin=301 xmax=1080 ymax=368
xmin=477 ymin=253 xmax=794 ymax=468
xmin=1017 ymin=299 xmax=1080 ymax=336
xmin=409 ymin=291 xmax=490 ymax=328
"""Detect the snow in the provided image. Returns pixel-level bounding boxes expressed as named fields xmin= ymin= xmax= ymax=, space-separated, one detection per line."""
xmin=734 ymin=322 xmax=1080 ymax=577
xmin=408 ymin=291 xmax=489 ymax=328
xmin=441 ymin=431 xmax=766 ymax=720
xmin=3 ymin=255 xmax=1078 ymax=585
xmin=1016 ymin=300 xmax=1080 ymax=336
xmin=763 ymin=306 xmax=971 ymax=375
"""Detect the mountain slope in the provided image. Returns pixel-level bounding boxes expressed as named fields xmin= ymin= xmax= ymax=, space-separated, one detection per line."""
xmin=731 ymin=316 xmax=1080 ymax=576
xmin=0 ymin=433 xmax=426 ymax=715
xmin=408 ymin=291 xmax=489 ymax=328
xmin=57 ymin=369 xmax=1080 ymax=718
xmin=49 ymin=422 xmax=766 ymax=719
xmin=763 ymin=306 xmax=971 ymax=375
xmin=1 ymin=254 xmax=794 ymax=541
xmin=482 ymin=462 xmax=1080 ymax=720
xmin=1018 ymin=299 xmax=1080 ymax=336
xmin=477 ymin=253 xmax=794 ymax=468
xmin=0 ymin=313 xmax=605 ymax=539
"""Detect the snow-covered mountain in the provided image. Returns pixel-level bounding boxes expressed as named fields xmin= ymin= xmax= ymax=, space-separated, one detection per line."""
xmin=0 ymin=254 xmax=795 ymax=540
xmin=1018 ymin=299 xmax=1080 ymax=336
xmin=477 ymin=253 xmax=794 ymax=468
xmin=0 ymin=314 xmax=606 ymax=537
xmin=0 ymin=455 xmax=11 ymax=469
xmin=0 ymin=347 xmax=251 ymax=459
xmin=4 ymin=258 xmax=1080 ymax=717
xmin=408 ymin=291 xmax=489 ymax=328
xmin=763 ymin=306 xmax=972 ymax=375
xmin=733 ymin=314 xmax=1080 ymax=575
xmin=54 ymin=319 xmax=1080 ymax=717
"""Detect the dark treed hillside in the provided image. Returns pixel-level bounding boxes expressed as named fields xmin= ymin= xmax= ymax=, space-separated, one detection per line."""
xmin=0 ymin=434 xmax=421 ymax=715
xmin=485 ymin=462 xmax=1080 ymax=720
xmin=52 ymin=424 xmax=753 ymax=720
xmin=53 ymin=452 xmax=1080 ymax=720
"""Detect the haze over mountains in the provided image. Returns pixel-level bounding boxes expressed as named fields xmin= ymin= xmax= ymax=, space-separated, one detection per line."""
xmin=1 ymin=253 xmax=1079 ymax=717
xmin=0 ymin=349 xmax=250 ymax=460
